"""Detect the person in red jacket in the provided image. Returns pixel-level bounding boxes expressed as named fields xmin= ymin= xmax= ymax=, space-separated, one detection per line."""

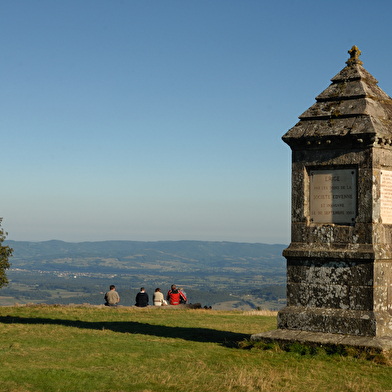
xmin=166 ymin=284 xmax=187 ymax=305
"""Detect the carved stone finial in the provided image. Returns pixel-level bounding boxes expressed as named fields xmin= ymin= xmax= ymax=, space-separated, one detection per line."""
xmin=346 ymin=45 xmax=363 ymax=65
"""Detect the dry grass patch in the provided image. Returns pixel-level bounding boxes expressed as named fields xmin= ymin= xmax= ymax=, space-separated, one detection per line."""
xmin=243 ymin=309 xmax=278 ymax=317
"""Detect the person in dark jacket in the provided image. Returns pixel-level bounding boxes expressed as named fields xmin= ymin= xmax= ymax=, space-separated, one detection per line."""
xmin=166 ymin=284 xmax=187 ymax=305
xmin=135 ymin=287 xmax=149 ymax=307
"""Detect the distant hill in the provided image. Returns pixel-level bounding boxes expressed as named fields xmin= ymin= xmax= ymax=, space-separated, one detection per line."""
xmin=4 ymin=240 xmax=287 ymax=275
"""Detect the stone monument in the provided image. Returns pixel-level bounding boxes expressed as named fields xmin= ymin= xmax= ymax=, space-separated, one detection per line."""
xmin=252 ymin=46 xmax=392 ymax=349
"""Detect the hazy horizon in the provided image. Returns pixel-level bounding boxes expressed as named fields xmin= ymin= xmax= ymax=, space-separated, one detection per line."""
xmin=4 ymin=237 xmax=288 ymax=246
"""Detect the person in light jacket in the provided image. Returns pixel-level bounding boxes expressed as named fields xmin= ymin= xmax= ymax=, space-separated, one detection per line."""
xmin=104 ymin=285 xmax=120 ymax=306
xmin=153 ymin=288 xmax=167 ymax=306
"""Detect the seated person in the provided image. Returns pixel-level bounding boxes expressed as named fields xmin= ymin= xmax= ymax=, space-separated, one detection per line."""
xmin=179 ymin=287 xmax=187 ymax=304
xmin=166 ymin=284 xmax=187 ymax=305
xmin=104 ymin=285 xmax=120 ymax=306
xmin=153 ymin=288 xmax=167 ymax=306
xmin=135 ymin=287 xmax=149 ymax=307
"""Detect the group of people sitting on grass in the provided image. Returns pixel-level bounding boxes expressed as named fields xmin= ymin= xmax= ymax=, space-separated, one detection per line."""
xmin=104 ymin=284 xmax=187 ymax=307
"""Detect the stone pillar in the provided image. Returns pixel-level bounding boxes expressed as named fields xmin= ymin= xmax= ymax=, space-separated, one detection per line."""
xmin=278 ymin=46 xmax=392 ymax=338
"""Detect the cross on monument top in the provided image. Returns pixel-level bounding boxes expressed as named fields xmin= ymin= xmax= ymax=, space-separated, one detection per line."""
xmin=346 ymin=45 xmax=363 ymax=65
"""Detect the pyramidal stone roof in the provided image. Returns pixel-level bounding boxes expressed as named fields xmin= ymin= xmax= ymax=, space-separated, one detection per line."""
xmin=282 ymin=46 xmax=392 ymax=149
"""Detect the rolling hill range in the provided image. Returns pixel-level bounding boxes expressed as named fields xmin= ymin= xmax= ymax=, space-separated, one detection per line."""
xmin=1 ymin=240 xmax=287 ymax=309
xmin=5 ymin=239 xmax=286 ymax=273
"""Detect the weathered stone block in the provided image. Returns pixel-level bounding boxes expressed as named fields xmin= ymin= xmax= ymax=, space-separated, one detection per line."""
xmin=277 ymin=306 xmax=391 ymax=336
xmin=348 ymin=286 xmax=373 ymax=310
xmin=251 ymin=329 xmax=392 ymax=351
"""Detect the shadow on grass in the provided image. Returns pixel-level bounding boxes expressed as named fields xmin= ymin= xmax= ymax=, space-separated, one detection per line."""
xmin=0 ymin=315 xmax=248 ymax=348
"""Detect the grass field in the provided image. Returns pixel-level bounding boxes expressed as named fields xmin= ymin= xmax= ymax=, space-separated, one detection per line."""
xmin=0 ymin=305 xmax=391 ymax=391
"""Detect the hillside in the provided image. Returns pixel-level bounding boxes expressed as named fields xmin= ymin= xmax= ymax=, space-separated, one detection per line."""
xmin=0 ymin=305 xmax=391 ymax=392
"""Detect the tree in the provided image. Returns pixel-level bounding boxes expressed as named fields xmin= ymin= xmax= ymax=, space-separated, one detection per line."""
xmin=0 ymin=218 xmax=13 ymax=288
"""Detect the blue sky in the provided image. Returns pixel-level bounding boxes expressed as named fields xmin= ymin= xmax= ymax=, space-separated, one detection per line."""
xmin=0 ymin=0 xmax=391 ymax=244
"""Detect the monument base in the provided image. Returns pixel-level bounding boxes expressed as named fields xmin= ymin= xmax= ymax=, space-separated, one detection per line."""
xmin=250 ymin=329 xmax=392 ymax=351
xmin=277 ymin=306 xmax=392 ymax=337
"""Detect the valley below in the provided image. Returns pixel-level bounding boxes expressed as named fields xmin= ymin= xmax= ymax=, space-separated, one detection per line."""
xmin=0 ymin=240 xmax=287 ymax=310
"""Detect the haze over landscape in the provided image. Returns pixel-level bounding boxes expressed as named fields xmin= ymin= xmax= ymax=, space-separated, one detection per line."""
xmin=1 ymin=1 xmax=392 ymax=244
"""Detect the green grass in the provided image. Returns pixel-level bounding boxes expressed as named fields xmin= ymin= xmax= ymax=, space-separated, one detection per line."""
xmin=0 ymin=306 xmax=391 ymax=391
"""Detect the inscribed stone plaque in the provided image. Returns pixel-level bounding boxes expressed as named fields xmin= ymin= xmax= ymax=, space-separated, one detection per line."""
xmin=310 ymin=169 xmax=357 ymax=223
xmin=380 ymin=170 xmax=392 ymax=224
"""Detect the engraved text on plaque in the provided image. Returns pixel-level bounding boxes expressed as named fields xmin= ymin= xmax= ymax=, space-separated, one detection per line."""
xmin=380 ymin=170 xmax=392 ymax=224
xmin=310 ymin=169 xmax=357 ymax=224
